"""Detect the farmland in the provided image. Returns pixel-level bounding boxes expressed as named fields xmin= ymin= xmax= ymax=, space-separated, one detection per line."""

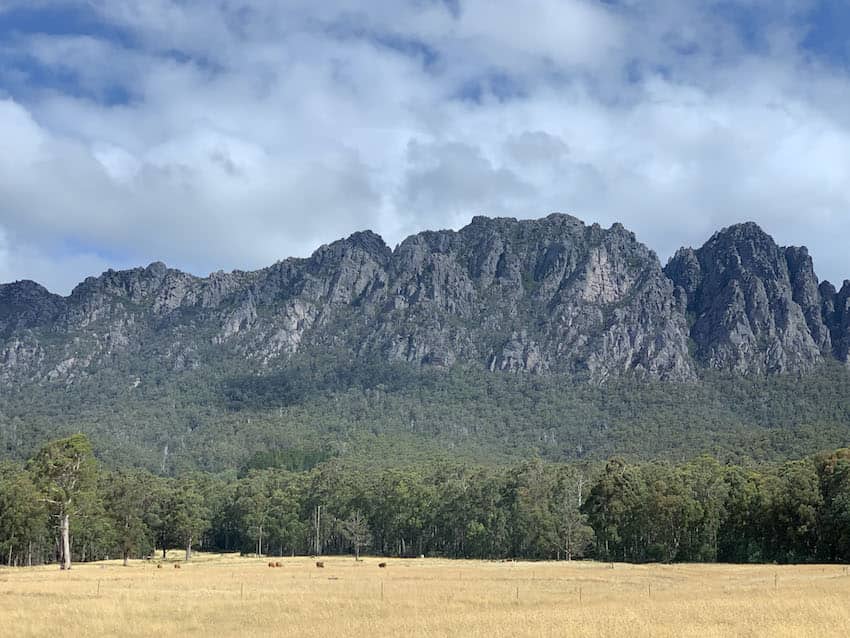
xmin=1 ymin=554 xmax=849 ymax=637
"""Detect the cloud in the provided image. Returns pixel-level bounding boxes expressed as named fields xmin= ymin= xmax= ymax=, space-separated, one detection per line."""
xmin=0 ymin=0 xmax=850 ymax=294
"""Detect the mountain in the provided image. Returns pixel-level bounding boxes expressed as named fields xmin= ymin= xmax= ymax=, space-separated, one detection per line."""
xmin=2 ymin=214 xmax=846 ymax=385
xmin=2 ymin=214 xmax=850 ymax=471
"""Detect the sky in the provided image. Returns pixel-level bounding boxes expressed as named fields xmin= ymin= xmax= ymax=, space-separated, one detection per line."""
xmin=1 ymin=0 xmax=850 ymax=294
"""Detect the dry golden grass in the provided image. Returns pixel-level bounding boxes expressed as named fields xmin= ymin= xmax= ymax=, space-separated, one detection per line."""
xmin=1 ymin=552 xmax=849 ymax=637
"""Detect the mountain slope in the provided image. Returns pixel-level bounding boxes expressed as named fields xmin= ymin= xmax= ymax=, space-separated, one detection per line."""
xmin=2 ymin=214 xmax=850 ymax=471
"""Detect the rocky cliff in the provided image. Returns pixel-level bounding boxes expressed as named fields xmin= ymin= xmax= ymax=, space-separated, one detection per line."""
xmin=665 ymin=222 xmax=832 ymax=374
xmin=1 ymin=214 xmax=846 ymax=386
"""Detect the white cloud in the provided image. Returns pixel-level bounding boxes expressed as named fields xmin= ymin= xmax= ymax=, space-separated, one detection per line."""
xmin=1 ymin=0 xmax=850 ymax=293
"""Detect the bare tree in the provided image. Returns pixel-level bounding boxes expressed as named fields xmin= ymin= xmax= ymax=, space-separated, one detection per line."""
xmin=340 ymin=511 xmax=371 ymax=560
xmin=554 ymin=472 xmax=592 ymax=561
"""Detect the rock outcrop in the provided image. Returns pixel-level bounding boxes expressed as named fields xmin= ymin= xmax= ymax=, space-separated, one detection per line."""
xmin=665 ymin=222 xmax=831 ymax=374
xmin=819 ymin=280 xmax=850 ymax=365
xmin=1 ymin=214 xmax=847 ymax=386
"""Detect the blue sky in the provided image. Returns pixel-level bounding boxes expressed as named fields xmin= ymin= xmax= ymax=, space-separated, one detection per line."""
xmin=1 ymin=0 xmax=850 ymax=293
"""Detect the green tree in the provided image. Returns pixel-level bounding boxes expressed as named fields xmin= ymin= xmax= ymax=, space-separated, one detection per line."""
xmin=165 ymin=479 xmax=210 ymax=561
xmin=266 ymin=481 xmax=306 ymax=556
xmin=235 ymin=471 xmax=272 ymax=555
xmin=816 ymin=449 xmax=850 ymax=561
xmin=103 ymin=470 xmax=157 ymax=565
xmin=767 ymin=460 xmax=822 ymax=562
xmin=582 ymin=458 xmax=641 ymax=561
xmin=717 ymin=466 xmax=763 ymax=563
xmin=511 ymin=459 xmax=558 ymax=559
xmin=27 ymin=434 xmax=97 ymax=570
xmin=0 ymin=463 xmax=48 ymax=566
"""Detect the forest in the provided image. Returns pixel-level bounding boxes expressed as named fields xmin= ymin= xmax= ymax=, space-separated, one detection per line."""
xmin=4 ymin=358 xmax=850 ymax=474
xmin=2 ymin=434 xmax=849 ymax=568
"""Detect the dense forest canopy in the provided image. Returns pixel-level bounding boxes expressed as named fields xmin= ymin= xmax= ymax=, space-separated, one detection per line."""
xmin=2 ymin=358 xmax=850 ymax=473
xmin=3 ymin=434 xmax=849 ymax=567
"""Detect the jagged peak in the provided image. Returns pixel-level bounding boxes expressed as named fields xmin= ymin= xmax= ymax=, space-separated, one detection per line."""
xmin=465 ymin=212 xmax=587 ymax=231
xmin=145 ymin=261 xmax=169 ymax=276
xmin=3 ymin=214 xmax=846 ymax=315
xmin=342 ymin=230 xmax=390 ymax=256
xmin=820 ymin=280 xmax=837 ymax=297
xmin=693 ymin=220 xmax=794 ymax=283
xmin=0 ymin=279 xmax=66 ymax=328
xmin=0 ymin=279 xmax=57 ymax=298
xmin=706 ymin=221 xmax=776 ymax=247
xmin=786 ymin=245 xmax=811 ymax=259
xmin=66 ymin=260 xmax=202 ymax=304
xmin=310 ymin=229 xmax=392 ymax=266
xmin=668 ymin=246 xmax=698 ymax=262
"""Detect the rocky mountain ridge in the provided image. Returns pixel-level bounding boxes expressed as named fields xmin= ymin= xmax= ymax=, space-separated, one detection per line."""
xmin=2 ymin=214 xmax=847 ymax=385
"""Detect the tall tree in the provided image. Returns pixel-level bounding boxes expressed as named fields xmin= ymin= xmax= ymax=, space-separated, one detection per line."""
xmin=165 ymin=479 xmax=210 ymax=561
xmin=582 ymin=458 xmax=641 ymax=561
xmin=0 ymin=463 xmax=48 ymax=566
xmin=27 ymin=434 xmax=97 ymax=570
xmin=512 ymin=459 xmax=558 ymax=559
xmin=103 ymin=470 xmax=156 ymax=566
xmin=551 ymin=467 xmax=592 ymax=560
xmin=815 ymin=449 xmax=850 ymax=561
xmin=340 ymin=510 xmax=371 ymax=560
xmin=266 ymin=482 xmax=306 ymax=556
xmin=235 ymin=472 xmax=271 ymax=555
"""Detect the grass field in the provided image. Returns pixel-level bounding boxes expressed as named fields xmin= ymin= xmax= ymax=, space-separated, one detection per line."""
xmin=1 ymin=553 xmax=849 ymax=637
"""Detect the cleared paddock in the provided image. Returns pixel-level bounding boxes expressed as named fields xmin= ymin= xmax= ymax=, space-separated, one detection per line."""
xmin=1 ymin=552 xmax=849 ymax=637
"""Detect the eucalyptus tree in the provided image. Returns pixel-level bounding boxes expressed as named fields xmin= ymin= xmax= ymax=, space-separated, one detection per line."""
xmin=340 ymin=510 xmax=371 ymax=560
xmin=0 ymin=463 xmax=47 ymax=566
xmin=165 ymin=479 xmax=210 ymax=561
xmin=103 ymin=470 xmax=157 ymax=565
xmin=235 ymin=471 xmax=271 ymax=555
xmin=815 ymin=448 xmax=850 ymax=561
xmin=551 ymin=466 xmax=592 ymax=560
xmin=26 ymin=434 xmax=97 ymax=570
xmin=582 ymin=457 xmax=642 ymax=561
xmin=266 ymin=481 xmax=307 ymax=556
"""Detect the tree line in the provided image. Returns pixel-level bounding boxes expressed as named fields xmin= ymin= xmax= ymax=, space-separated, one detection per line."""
xmin=1 ymin=434 xmax=849 ymax=567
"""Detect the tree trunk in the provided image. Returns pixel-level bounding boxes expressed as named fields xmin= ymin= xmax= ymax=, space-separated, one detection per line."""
xmin=185 ymin=538 xmax=192 ymax=562
xmin=61 ymin=513 xmax=71 ymax=570
xmin=7 ymin=544 xmax=12 ymax=567
xmin=123 ymin=550 xmax=129 ymax=567
xmin=162 ymin=545 xmax=167 ymax=560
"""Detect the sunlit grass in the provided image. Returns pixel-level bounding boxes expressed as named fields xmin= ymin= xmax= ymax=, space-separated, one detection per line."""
xmin=1 ymin=552 xmax=849 ymax=637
